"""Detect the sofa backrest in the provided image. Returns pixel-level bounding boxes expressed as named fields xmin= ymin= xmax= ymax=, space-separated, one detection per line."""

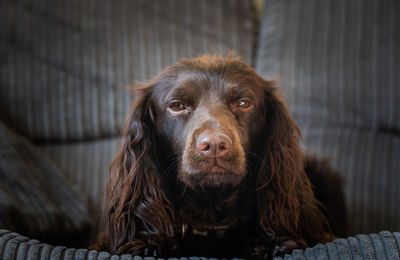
xmin=0 ymin=0 xmax=256 ymax=142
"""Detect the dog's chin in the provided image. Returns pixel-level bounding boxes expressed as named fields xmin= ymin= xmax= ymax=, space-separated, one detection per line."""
xmin=179 ymin=166 xmax=246 ymax=189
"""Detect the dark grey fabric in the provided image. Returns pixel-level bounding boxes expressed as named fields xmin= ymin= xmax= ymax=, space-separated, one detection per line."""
xmin=40 ymin=138 xmax=120 ymax=218
xmin=1 ymin=229 xmax=399 ymax=260
xmin=256 ymin=0 xmax=400 ymax=130
xmin=0 ymin=121 xmax=91 ymax=245
xmin=0 ymin=0 xmax=255 ymax=141
xmin=300 ymin=126 xmax=400 ymax=234
xmin=255 ymin=0 xmax=400 ymax=235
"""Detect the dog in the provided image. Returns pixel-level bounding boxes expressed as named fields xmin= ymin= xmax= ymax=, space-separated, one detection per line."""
xmin=95 ymin=55 xmax=347 ymax=259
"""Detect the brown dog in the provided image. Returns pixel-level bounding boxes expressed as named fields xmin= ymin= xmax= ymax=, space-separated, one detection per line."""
xmin=96 ymin=55 xmax=346 ymax=259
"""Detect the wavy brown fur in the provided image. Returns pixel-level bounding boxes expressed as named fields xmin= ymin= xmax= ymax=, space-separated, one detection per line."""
xmin=99 ymin=87 xmax=177 ymax=255
xmin=256 ymin=88 xmax=331 ymax=245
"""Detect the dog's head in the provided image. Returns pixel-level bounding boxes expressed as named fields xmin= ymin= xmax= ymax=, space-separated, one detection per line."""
xmin=150 ymin=56 xmax=270 ymax=187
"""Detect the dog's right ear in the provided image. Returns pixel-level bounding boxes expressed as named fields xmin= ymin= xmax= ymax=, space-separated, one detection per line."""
xmin=255 ymin=79 xmax=331 ymax=246
xmin=98 ymin=83 xmax=176 ymax=255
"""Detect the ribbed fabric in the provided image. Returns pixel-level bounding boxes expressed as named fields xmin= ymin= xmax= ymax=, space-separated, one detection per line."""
xmin=256 ymin=0 xmax=400 ymax=130
xmin=301 ymin=126 xmax=400 ymax=235
xmin=40 ymin=138 xmax=120 ymax=219
xmin=256 ymin=0 xmax=400 ymax=235
xmin=0 ymin=122 xmax=90 ymax=246
xmin=0 ymin=0 xmax=255 ymax=142
xmin=0 ymin=229 xmax=399 ymax=260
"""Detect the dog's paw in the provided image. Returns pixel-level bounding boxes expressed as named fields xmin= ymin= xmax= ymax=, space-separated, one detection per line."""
xmin=271 ymin=239 xmax=297 ymax=257
xmin=246 ymin=244 xmax=273 ymax=260
xmin=246 ymin=237 xmax=306 ymax=259
xmin=272 ymin=237 xmax=308 ymax=257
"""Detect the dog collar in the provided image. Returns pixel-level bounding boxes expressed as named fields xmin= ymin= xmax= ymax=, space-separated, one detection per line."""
xmin=181 ymin=223 xmax=233 ymax=239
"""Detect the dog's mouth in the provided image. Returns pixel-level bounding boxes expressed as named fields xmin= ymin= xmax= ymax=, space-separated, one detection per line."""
xmin=180 ymin=156 xmax=246 ymax=188
xmin=209 ymin=165 xmax=229 ymax=174
xmin=190 ymin=161 xmax=233 ymax=175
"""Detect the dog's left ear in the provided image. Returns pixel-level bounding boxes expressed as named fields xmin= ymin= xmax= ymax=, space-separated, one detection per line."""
xmin=97 ymin=83 xmax=176 ymax=255
xmin=256 ymin=80 xmax=330 ymax=245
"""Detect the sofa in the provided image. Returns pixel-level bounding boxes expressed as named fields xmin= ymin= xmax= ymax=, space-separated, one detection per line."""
xmin=0 ymin=0 xmax=399 ymax=259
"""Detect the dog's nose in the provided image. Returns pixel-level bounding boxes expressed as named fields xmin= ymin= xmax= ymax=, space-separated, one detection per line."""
xmin=196 ymin=131 xmax=232 ymax=158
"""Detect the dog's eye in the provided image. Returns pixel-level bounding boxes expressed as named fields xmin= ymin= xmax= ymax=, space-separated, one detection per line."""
xmin=231 ymin=99 xmax=253 ymax=112
xmin=236 ymin=99 xmax=253 ymax=110
xmin=168 ymin=101 xmax=186 ymax=112
xmin=238 ymin=100 xmax=251 ymax=109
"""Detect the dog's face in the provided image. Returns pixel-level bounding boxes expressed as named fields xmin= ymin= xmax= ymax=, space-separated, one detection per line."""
xmin=151 ymin=58 xmax=269 ymax=188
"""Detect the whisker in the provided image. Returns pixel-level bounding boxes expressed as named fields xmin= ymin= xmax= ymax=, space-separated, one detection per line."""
xmin=165 ymin=168 xmax=176 ymax=179
xmin=245 ymin=150 xmax=264 ymax=162
xmin=181 ymin=184 xmax=189 ymax=197
xmin=165 ymin=160 xmax=179 ymax=177
xmin=162 ymin=153 xmax=178 ymax=162
xmin=246 ymin=160 xmax=256 ymax=172
xmin=160 ymin=153 xmax=180 ymax=178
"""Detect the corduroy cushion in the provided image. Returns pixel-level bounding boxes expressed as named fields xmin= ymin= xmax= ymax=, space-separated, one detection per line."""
xmin=256 ymin=0 xmax=400 ymax=234
xmin=0 ymin=0 xmax=255 ymax=142
xmin=1 ymin=229 xmax=399 ymax=259
xmin=0 ymin=121 xmax=91 ymax=246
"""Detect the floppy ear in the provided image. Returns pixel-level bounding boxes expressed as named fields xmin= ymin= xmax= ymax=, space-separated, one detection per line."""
xmin=256 ymin=81 xmax=330 ymax=245
xmin=99 ymin=84 xmax=176 ymax=255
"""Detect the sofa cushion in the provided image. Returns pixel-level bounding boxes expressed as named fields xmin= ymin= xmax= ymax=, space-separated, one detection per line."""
xmin=39 ymin=138 xmax=121 ymax=225
xmin=0 ymin=0 xmax=256 ymax=142
xmin=0 ymin=121 xmax=91 ymax=246
xmin=256 ymin=0 xmax=400 ymax=234
xmin=301 ymin=126 xmax=400 ymax=234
